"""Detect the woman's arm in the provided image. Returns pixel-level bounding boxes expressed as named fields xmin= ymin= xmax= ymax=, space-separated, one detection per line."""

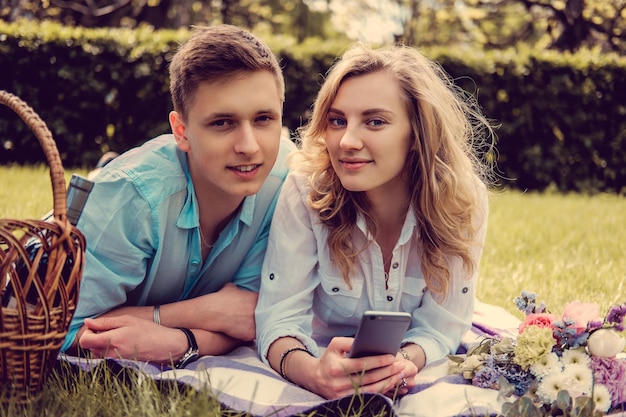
xmin=403 ymin=184 xmax=489 ymax=364
xmin=268 ymin=335 xmax=411 ymax=399
xmin=255 ymin=174 xmax=322 ymax=361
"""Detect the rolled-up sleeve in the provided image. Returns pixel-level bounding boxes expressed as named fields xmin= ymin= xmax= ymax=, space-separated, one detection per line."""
xmin=61 ymin=171 xmax=155 ymax=352
xmin=255 ymin=173 xmax=322 ymax=362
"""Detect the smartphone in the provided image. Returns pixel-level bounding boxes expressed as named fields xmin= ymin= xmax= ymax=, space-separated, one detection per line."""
xmin=347 ymin=310 xmax=412 ymax=358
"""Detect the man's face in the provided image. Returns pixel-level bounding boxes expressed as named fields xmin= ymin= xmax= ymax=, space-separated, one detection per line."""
xmin=170 ymin=71 xmax=283 ymax=204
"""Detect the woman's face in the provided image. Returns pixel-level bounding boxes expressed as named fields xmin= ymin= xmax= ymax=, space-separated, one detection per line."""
xmin=324 ymin=70 xmax=412 ymax=202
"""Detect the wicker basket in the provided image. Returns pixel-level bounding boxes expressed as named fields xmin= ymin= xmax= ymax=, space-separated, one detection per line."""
xmin=0 ymin=91 xmax=85 ymax=403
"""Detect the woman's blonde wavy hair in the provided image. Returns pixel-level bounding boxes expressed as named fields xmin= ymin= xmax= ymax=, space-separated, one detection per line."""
xmin=291 ymin=44 xmax=495 ymax=300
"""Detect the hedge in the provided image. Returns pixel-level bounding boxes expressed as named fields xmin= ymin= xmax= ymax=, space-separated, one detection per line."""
xmin=1 ymin=20 xmax=625 ymax=193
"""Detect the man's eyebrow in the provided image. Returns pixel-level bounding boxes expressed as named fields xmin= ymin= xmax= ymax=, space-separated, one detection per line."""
xmin=203 ymin=108 xmax=280 ymax=119
xmin=206 ymin=112 xmax=234 ymax=118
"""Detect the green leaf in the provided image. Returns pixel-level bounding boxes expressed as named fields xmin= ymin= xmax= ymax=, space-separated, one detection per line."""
xmin=555 ymin=390 xmax=572 ymax=411
xmin=447 ymin=354 xmax=466 ymax=364
xmin=503 ymin=396 xmax=543 ymax=417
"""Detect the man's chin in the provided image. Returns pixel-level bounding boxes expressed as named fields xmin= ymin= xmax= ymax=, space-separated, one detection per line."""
xmin=234 ymin=183 xmax=264 ymax=198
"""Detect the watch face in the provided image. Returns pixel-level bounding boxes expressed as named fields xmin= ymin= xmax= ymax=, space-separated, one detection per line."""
xmin=177 ymin=349 xmax=199 ymax=368
xmin=175 ymin=327 xmax=199 ymax=368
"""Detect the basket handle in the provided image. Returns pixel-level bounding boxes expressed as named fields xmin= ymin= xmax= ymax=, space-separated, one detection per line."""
xmin=0 ymin=91 xmax=67 ymax=222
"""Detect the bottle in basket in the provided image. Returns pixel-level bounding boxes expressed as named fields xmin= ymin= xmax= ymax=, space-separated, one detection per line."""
xmin=1 ymin=174 xmax=94 ymax=310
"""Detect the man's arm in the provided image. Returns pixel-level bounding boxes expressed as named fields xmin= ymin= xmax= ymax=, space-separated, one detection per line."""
xmin=66 ymin=283 xmax=257 ymax=359
xmin=76 ymin=315 xmax=243 ymax=362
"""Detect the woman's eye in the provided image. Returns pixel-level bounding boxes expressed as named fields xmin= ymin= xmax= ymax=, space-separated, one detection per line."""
xmin=328 ymin=117 xmax=346 ymax=127
xmin=367 ymin=118 xmax=386 ymax=127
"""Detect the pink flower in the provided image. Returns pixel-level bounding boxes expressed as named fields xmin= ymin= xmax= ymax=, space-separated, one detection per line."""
xmin=519 ymin=313 xmax=557 ymax=334
xmin=561 ymin=301 xmax=601 ymax=335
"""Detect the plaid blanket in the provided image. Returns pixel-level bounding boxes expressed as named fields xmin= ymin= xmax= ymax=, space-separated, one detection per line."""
xmin=58 ymin=301 xmax=527 ymax=417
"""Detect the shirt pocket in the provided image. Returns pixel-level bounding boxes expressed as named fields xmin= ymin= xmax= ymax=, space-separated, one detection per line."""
xmin=401 ymin=276 xmax=427 ymax=312
xmin=317 ymin=272 xmax=363 ymax=319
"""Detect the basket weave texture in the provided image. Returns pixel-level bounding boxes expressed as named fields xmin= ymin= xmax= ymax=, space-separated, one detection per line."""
xmin=0 ymin=90 xmax=85 ymax=403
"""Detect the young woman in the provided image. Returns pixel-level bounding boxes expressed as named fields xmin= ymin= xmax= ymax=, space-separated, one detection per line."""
xmin=255 ymin=44 xmax=495 ymax=399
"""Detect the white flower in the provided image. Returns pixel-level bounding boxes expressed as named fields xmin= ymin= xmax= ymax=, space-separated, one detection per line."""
xmin=536 ymin=372 xmax=569 ymax=404
xmin=592 ymin=384 xmax=612 ymax=413
xmin=562 ymin=363 xmax=593 ymax=395
xmin=530 ymin=352 xmax=561 ymax=379
xmin=561 ymin=348 xmax=591 ymax=367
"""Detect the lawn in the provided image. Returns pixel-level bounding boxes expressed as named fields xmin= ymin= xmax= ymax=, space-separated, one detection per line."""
xmin=1 ymin=164 xmax=625 ymax=416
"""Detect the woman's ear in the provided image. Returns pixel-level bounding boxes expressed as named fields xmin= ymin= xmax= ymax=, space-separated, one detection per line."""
xmin=169 ymin=111 xmax=190 ymax=152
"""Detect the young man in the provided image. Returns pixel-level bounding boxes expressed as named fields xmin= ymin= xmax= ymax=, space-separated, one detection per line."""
xmin=60 ymin=24 xmax=294 ymax=368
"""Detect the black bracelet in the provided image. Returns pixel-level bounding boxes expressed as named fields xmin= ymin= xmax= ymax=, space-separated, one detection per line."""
xmin=279 ymin=346 xmax=312 ymax=383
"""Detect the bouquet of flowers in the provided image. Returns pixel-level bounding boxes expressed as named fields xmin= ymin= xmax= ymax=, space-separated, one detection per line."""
xmin=449 ymin=291 xmax=626 ymax=416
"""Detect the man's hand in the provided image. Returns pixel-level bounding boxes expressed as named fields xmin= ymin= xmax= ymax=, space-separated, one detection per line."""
xmin=79 ymin=315 xmax=188 ymax=364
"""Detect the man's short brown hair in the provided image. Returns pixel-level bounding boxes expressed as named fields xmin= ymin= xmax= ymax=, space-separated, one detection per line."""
xmin=169 ymin=24 xmax=285 ymax=119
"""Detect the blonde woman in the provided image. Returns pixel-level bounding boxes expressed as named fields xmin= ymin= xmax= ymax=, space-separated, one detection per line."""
xmin=255 ymin=44 xmax=495 ymax=399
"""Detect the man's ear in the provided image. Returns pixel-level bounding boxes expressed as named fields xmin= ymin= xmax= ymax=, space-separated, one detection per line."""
xmin=169 ymin=111 xmax=190 ymax=152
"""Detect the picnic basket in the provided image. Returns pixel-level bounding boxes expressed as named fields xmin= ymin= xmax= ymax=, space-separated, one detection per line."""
xmin=0 ymin=90 xmax=86 ymax=403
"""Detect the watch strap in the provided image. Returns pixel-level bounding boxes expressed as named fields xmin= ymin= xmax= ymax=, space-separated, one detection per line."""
xmin=175 ymin=327 xmax=199 ymax=368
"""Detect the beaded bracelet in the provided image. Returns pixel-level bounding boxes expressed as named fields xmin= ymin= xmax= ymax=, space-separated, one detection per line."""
xmin=279 ymin=346 xmax=312 ymax=382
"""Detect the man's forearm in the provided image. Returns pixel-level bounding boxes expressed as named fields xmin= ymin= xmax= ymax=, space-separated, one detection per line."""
xmin=193 ymin=328 xmax=245 ymax=357
xmin=88 ymin=298 xmax=224 ymax=331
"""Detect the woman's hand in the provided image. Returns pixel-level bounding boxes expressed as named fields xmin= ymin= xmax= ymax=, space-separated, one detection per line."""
xmin=306 ymin=337 xmax=417 ymax=399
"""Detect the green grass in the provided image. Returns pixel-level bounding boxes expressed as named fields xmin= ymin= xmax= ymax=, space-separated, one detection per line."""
xmin=0 ymin=164 xmax=89 ymax=220
xmin=478 ymin=189 xmax=626 ymax=319
xmin=1 ymin=165 xmax=626 ymax=416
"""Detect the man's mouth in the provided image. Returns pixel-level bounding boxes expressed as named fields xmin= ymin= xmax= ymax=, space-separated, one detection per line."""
xmin=232 ymin=164 xmax=260 ymax=172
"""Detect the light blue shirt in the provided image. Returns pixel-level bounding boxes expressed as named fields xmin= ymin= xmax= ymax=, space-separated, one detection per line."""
xmin=255 ymin=172 xmax=489 ymax=366
xmin=62 ymin=134 xmax=294 ymax=352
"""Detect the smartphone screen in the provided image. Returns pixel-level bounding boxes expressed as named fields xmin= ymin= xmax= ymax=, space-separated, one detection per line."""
xmin=347 ymin=310 xmax=412 ymax=358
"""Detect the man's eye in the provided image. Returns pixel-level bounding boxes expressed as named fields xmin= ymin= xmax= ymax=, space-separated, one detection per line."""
xmin=212 ymin=119 xmax=233 ymax=127
xmin=256 ymin=115 xmax=274 ymax=123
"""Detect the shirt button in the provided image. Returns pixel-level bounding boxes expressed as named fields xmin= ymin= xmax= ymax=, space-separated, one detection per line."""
xmin=269 ymin=273 xmax=275 ymax=280
xmin=387 ymin=296 xmax=393 ymax=302
xmin=392 ymin=262 xmax=399 ymax=269
xmin=191 ymin=260 xmax=199 ymax=266
xmin=462 ymin=287 xmax=469 ymax=294
xmin=332 ymin=287 xmax=340 ymax=292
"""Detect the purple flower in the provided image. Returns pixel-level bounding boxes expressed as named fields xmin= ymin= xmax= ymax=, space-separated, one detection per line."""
xmin=590 ymin=356 xmax=626 ymax=407
xmin=472 ymin=363 xmax=501 ymax=390
xmin=588 ymin=320 xmax=604 ymax=332
xmin=490 ymin=359 xmax=533 ymax=396
xmin=515 ymin=291 xmax=547 ymax=315
xmin=606 ymin=304 xmax=626 ymax=332
xmin=553 ymin=318 xmax=589 ymax=351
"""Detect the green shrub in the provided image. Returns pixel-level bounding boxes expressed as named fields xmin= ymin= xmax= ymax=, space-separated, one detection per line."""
xmin=2 ymin=20 xmax=626 ymax=193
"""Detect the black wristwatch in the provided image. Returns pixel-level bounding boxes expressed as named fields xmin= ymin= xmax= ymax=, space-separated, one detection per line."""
xmin=175 ymin=327 xmax=199 ymax=369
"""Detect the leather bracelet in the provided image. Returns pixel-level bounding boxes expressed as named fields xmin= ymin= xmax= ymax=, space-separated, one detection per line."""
xmin=153 ymin=305 xmax=161 ymax=325
xmin=175 ymin=327 xmax=199 ymax=369
xmin=279 ymin=346 xmax=312 ymax=383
